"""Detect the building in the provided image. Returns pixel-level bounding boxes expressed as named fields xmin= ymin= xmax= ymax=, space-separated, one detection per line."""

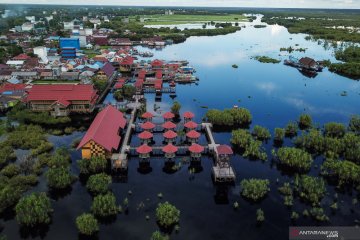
xmin=61 ymin=47 xmax=77 ymax=60
xmin=60 ymin=38 xmax=80 ymax=50
xmin=97 ymin=62 xmax=115 ymax=80
xmin=21 ymin=22 xmax=34 ymax=31
xmin=77 ymin=105 xmax=127 ymax=159
xmin=33 ymin=46 xmax=48 ymax=63
xmin=24 ymin=84 xmax=99 ymax=117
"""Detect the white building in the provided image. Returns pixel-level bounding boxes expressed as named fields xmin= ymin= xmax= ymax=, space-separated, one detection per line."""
xmin=25 ymin=16 xmax=36 ymax=23
xmin=21 ymin=22 xmax=34 ymax=31
xmin=33 ymin=46 xmax=48 ymax=64
xmin=63 ymin=21 xmax=74 ymax=30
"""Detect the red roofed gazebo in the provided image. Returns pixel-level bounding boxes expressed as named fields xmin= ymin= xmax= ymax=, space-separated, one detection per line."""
xmin=162 ymin=143 xmax=178 ymax=159
xmin=136 ymin=144 xmax=152 ymax=159
xmin=138 ymin=131 xmax=153 ymax=144
xmin=140 ymin=121 xmax=156 ymax=131
xmin=162 ymin=121 xmax=176 ymax=130
xmin=186 ymin=130 xmax=201 ymax=143
xmin=163 ymin=130 xmax=177 ymax=143
xmin=183 ymin=111 xmax=195 ymax=122
xmin=184 ymin=121 xmax=198 ymax=131
xmin=141 ymin=112 xmax=154 ymax=121
xmin=163 ymin=112 xmax=175 ymax=120
xmin=188 ymin=143 xmax=205 ymax=160
xmin=216 ymin=145 xmax=233 ymax=162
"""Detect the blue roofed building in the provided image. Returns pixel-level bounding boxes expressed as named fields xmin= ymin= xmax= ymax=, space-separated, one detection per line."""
xmin=59 ymin=38 xmax=80 ymax=50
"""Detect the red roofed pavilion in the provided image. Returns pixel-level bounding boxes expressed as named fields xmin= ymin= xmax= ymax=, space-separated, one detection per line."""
xmin=186 ymin=130 xmax=201 ymax=143
xmin=138 ymin=131 xmax=153 ymax=144
xmin=140 ymin=121 xmax=156 ymax=131
xmin=163 ymin=112 xmax=175 ymax=120
xmin=189 ymin=143 xmax=205 ymax=159
xmin=183 ymin=111 xmax=195 ymax=121
xmin=184 ymin=121 xmax=198 ymax=130
xmin=162 ymin=121 xmax=176 ymax=130
xmin=163 ymin=130 xmax=177 ymax=142
xmin=217 ymin=145 xmax=233 ymax=162
xmin=141 ymin=112 xmax=154 ymax=120
xmin=162 ymin=143 xmax=178 ymax=159
xmin=77 ymin=105 xmax=127 ymax=159
xmin=136 ymin=144 xmax=152 ymax=159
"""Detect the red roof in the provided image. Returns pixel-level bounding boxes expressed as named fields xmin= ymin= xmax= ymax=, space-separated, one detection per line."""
xmin=136 ymin=144 xmax=152 ymax=154
xmin=13 ymin=53 xmax=31 ymax=60
xmin=141 ymin=121 xmax=155 ymax=130
xmin=155 ymin=70 xmax=162 ymax=79
xmin=138 ymin=69 xmax=146 ymax=79
xmin=217 ymin=145 xmax=233 ymax=155
xmin=162 ymin=143 xmax=178 ymax=154
xmin=183 ymin=111 xmax=195 ymax=119
xmin=184 ymin=121 xmax=197 ymax=129
xmin=163 ymin=112 xmax=175 ymax=119
xmin=93 ymin=56 xmax=108 ymax=62
xmin=77 ymin=105 xmax=126 ymax=152
xmin=138 ymin=131 xmax=153 ymax=140
xmin=141 ymin=112 xmax=154 ymax=119
xmin=0 ymin=83 xmax=26 ymax=93
xmin=114 ymin=82 xmax=124 ymax=89
xmin=25 ymin=84 xmax=98 ymax=103
xmin=188 ymin=143 xmax=204 ymax=153
xmin=151 ymin=59 xmax=164 ymax=67
xmin=162 ymin=121 xmax=176 ymax=129
xmin=186 ymin=130 xmax=200 ymax=139
xmin=163 ymin=130 xmax=177 ymax=139
xmin=135 ymin=78 xmax=144 ymax=88
xmin=120 ymin=56 xmax=134 ymax=66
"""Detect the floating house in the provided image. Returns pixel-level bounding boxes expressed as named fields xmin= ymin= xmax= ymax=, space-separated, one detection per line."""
xmin=162 ymin=143 xmax=178 ymax=160
xmin=136 ymin=144 xmax=152 ymax=160
xmin=138 ymin=131 xmax=153 ymax=144
xmin=162 ymin=121 xmax=176 ymax=131
xmin=140 ymin=121 xmax=156 ymax=132
xmin=163 ymin=130 xmax=177 ymax=143
xmin=77 ymin=105 xmax=127 ymax=159
xmin=141 ymin=112 xmax=154 ymax=121
xmin=183 ymin=111 xmax=194 ymax=122
xmin=24 ymin=84 xmax=99 ymax=117
xmin=163 ymin=111 xmax=174 ymax=121
xmin=188 ymin=143 xmax=205 ymax=160
xmin=184 ymin=121 xmax=198 ymax=131
xmin=186 ymin=130 xmax=201 ymax=143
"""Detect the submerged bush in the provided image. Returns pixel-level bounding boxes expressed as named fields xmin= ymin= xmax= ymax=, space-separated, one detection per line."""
xmin=240 ymin=178 xmax=270 ymax=201
xmin=274 ymin=147 xmax=313 ymax=172
xmin=349 ymin=115 xmax=360 ymax=134
xmin=15 ymin=192 xmax=52 ymax=226
xmin=151 ymin=231 xmax=170 ymax=240
xmin=294 ymin=129 xmax=324 ymax=154
xmin=0 ymin=163 xmax=20 ymax=178
xmin=285 ymin=121 xmax=298 ymax=137
xmin=298 ymin=114 xmax=312 ymax=129
xmin=321 ymin=159 xmax=360 ymax=185
xmin=78 ymin=157 xmax=107 ymax=175
xmin=295 ymin=175 xmax=326 ymax=205
xmin=91 ymin=193 xmax=119 ymax=217
xmin=243 ymin=139 xmax=267 ymax=161
xmin=252 ymin=125 xmax=271 ymax=141
xmin=76 ymin=213 xmax=99 ymax=236
xmin=86 ymin=173 xmax=112 ymax=195
xmin=206 ymin=108 xmax=252 ymax=127
xmin=256 ymin=208 xmax=265 ymax=222
xmin=156 ymin=201 xmax=180 ymax=228
xmin=274 ymin=128 xmax=285 ymax=143
xmin=46 ymin=167 xmax=76 ymax=189
xmin=231 ymin=129 xmax=252 ymax=149
xmin=324 ymin=122 xmax=346 ymax=138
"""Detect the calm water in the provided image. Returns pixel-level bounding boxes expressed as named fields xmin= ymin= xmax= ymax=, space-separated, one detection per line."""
xmin=2 ymin=16 xmax=360 ymax=240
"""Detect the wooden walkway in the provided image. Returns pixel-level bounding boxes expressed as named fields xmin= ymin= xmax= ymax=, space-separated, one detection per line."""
xmin=96 ymin=72 xmax=118 ymax=104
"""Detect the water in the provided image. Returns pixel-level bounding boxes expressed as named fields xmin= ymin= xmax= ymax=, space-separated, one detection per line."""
xmin=1 ymin=17 xmax=360 ymax=240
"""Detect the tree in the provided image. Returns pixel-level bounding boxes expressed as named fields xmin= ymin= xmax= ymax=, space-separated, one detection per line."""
xmin=151 ymin=231 xmax=170 ymax=240
xmin=171 ymin=101 xmax=181 ymax=116
xmin=252 ymin=125 xmax=271 ymax=141
xmin=349 ymin=115 xmax=360 ymax=134
xmin=76 ymin=213 xmax=99 ymax=236
xmin=324 ymin=122 xmax=345 ymax=138
xmin=295 ymin=175 xmax=326 ymax=205
xmin=231 ymin=129 xmax=252 ymax=149
xmin=0 ymin=163 xmax=20 ymax=177
xmin=46 ymin=167 xmax=75 ymax=189
xmin=240 ymin=179 xmax=270 ymax=201
xmin=256 ymin=208 xmax=265 ymax=222
xmin=78 ymin=157 xmax=107 ymax=175
xmin=91 ymin=193 xmax=119 ymax=217
xmin=285 ymin=121 xmax=298 ymax=137
xmin=243 ymin=139 xmax=267 ymax=161
xmin=86 ymin=173 xmax=112 ymax=195
xmin=274 ymin=128 xmax=285 ymax=143
xmin=155 ymin=202 xmax=180 ymax=228
xmin=274 ymin=147 xmax=313 ymax=172
xmin=15 ymin=192 xmax=52 ymax=226
xmin=299 ymin=114 xmax=312 ymax=129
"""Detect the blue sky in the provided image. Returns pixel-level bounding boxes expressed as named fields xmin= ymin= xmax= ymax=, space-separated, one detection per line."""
xmin=2 ymin=0 xmax=360 ymax=9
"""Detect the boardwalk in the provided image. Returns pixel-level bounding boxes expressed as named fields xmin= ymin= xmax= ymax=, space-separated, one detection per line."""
xmin=96 ymin=72 xmax=118 ymax=104
xmin=111 ymin=96 xmax=141 ymax=170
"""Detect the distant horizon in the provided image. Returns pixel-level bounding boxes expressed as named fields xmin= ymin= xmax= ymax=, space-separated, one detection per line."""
xmin=1 ymin=0 xmax=359 ymax=10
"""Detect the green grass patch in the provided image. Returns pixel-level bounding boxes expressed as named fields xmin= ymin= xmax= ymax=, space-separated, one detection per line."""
xmin=144 ymin=14 xmax=248 ymax=25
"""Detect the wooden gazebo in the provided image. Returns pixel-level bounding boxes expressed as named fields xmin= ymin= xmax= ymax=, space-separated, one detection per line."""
xmin=184 ymin=121 xmax=198 ymax=131
xmin=188 ymin=143 xmax=204 ymax=160
xmin=141 ymin=112 xmax=154 ymax=122
xmin=162 ymin=121 xmax=176 ymax=131
xmin=138 ymin=131 xmax=153 ymax=144
xmin=163 ymin=130 xmax=177 ymax=143
xmin=162 ymin=143 xmax=178 ymax=160
xmin=186 ymin=130 xmax=201 ymax=143
xmin=136 ymin=144 xmax=152 ymax=160
xmin=183 ymin=111 xmax=195 ymax=122
xmin=163 ymin=112 xmax=175 ymax=121
xmin=140 ymin=121 xmax=156 ymax=132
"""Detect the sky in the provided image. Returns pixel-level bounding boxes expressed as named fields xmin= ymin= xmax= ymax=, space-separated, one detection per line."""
xmin=1 ymin=0 xmax=359 ymax=9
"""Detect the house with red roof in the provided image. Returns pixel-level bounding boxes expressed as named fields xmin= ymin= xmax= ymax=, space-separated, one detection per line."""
xmin=77 ymin=105 xmax=127 ymax=159
xmin=97 ymin=62 xmax=115 ymax=80
xmin=24 ymin=84 xmax=99 ymax=117
xmin=119 ymin=56 xmax=134 ymax=73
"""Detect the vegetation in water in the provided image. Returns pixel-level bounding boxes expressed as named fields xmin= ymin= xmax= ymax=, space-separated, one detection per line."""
xmin=274 ymin=128 xmax=285 ymax=143
xmin=171 ymin=101 xmax=181 ymax=117
xmin=86 ymin=173 xmax=112 ymax=195
xmin=298 ymin=114 xmax=312 ymax=129
xmin=240 ymin=178 xmax=270 ymax=201
xmin=151 ymin=231 xmax=170 ymax=240
xmin=206 ymin=108 xmax=252 ymax=127
xmin=91 ymin=192 xmax=120 ymax=217
xmin=285 ymin=121 xmax=298 ymax=138
xmin=294 ymin=175 xmax=326 ymax=205
xmin=231 ymin=129 xmax=267 ymax=161
xmin=273 ymin=147 xmax=313 ymax=172
xmin=76 ymin=213 xmax=99 ymax=236
xmin=254 ymin=56 xmax=281 ymax=64
xmin=252 ymin=125 xmax=271 ymax=141
xmin=78 ymin=157 xmax=107 ymax=175
xmin=46 ymin=167 xmax=76 ymax=189
xmin=256 ymin=208 xmax=265 ymax=222
xmin=15 ymin=192 xmax=52 ymax=226
xmin=155 ymin=201 xmax=180 ymax=228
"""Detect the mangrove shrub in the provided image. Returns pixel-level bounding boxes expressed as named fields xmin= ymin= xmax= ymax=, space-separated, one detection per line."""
xmin=86 ymin=173 xmax=112 ymax=195
xmin=155 ymin=201 xmax=180 ymax=228
xmin=274 ymin=147 xmax=313 ymax=172
xmin=240 ymin=178 xmax=270 ymax=201
xmin=75 ymin=213 xmax=99 ymax=236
